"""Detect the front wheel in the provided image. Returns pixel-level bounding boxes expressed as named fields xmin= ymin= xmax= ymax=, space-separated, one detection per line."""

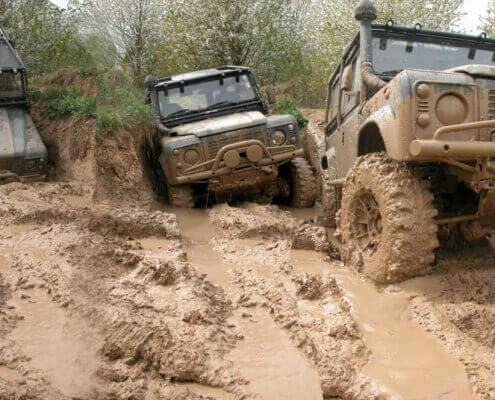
xmin=167 ymin=184 xmax=195 ymax=208
xmin=278 ymin=158 xmax=317 ymax=208
xmin=339 ymin=153 xmax=439 ymax=284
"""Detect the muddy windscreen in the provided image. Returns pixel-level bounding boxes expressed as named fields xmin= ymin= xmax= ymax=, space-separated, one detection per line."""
xmin=157 ymin=73 xmax=257 ymax=118
xmin=372 ymin=35 xmax=495 ymax=76
xmin=0 ymin=71 xmax=24 ymax=99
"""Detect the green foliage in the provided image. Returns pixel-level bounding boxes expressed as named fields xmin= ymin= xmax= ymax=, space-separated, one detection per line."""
xmin=0 ymin=0 xmax=94 ymax=76
xmin=42 ymin=88 xmax=97 ymax=119
xmin=39 ymin=69 xmax=152 ymax=135
xmin=275 ymin=99 xmax=308 ymax=129
xmin=95 ymin=72 xmax=152 ymax=134
xmin=481 ymin=0 xmax=495 ymax=37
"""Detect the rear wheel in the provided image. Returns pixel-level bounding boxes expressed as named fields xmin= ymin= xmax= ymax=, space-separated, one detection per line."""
xmin=279 ymin=158 xmax=317 ymax=208
xmin=339 ymin=153 xmax=439 ymax=284
xmin=167 ymin=184 xmax=195 ymax=208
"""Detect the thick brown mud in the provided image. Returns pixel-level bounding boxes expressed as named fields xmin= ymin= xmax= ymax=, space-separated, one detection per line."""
xmin=174 ymin=209 xmax=324 ymax=400
xmin=0 ymin=180 xmax=494 ymax=400
xmin=291 ymin=250 xmax=473 ymax=399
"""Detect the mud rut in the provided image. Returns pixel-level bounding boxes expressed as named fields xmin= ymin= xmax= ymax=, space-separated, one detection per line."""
xmin=0 ymin=182 xmax=494 ymax=399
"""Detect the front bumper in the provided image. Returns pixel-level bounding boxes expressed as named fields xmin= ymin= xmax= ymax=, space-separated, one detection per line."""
xmin=410 ymin=120 xmax=495 ymax=158
xmin=174 ymin=139 xmax=303 ymax=184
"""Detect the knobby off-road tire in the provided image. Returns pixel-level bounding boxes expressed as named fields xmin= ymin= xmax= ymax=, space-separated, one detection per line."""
xmin=339 ymin=153 xmax=439 ymax=284
xmin=167 ymin=184 xmax=195 ymax=208
xmin=138 ymin=130 xmax=168 ymax=202
xmin=286 ymin=158 xmax=318 ymax=208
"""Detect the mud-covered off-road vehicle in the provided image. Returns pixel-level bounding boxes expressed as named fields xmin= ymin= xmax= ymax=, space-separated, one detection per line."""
xmin=0 ymin=28 xmax=46 ymax=184
xmin=322 ymin=0 xmax=495 ymax=283
xmin=141 ymin=66 xmax=317 ymax=208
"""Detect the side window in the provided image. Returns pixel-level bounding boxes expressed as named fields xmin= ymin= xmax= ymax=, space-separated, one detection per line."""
xmin=341 ymin=57 xmax=359 ymax=116
xmin=328 ymin=76 xmax=340 ymax=122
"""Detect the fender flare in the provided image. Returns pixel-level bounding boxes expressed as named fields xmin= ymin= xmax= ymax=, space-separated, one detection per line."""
xmin=357 ymin=105 xmax=396 ymax=156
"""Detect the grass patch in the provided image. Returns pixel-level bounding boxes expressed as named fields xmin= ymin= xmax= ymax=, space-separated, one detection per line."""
xmin=39 ymin=69 xmax=153 ymax=135
xmin=42 ymin=87 xmax=97 ymax=119
xmin=95 ymin=76 xmax=152 ymax=134
xmin=274 ymin=98 xmax=308 ymax=128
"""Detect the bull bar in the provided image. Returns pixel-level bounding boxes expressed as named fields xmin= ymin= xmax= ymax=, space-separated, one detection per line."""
xmin=410 ymin=120 xmax=495 ymax=158
xmin=175 ymin=139 xmax=303 ymax=184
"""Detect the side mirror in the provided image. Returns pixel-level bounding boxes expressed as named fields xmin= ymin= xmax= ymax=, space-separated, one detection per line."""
xmin=144 ymin=75 xmax=157 ymax=91
xmin=266 ymin=87 xmax=277 ymax=105
xmin=341 ymin=65 xmax=353 ymax=92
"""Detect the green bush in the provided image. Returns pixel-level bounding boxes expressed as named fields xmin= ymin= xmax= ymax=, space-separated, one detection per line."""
xmin=95 ymin=79 xmax=152 ymax=134
xmin=274 ymin=98 xmax=308 ymax=128
xmin=42 ymin=88 xmax=97 ymax=119
xmin=40 ymin=71 xmax=153 ymax=135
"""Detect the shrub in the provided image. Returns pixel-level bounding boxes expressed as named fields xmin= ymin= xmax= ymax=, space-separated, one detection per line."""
xmin=95 ymin=81 xmax=152 ymax=134
xmin=274 ymin=98 xmax=308 ymax=128
xmin=39 ymin=71 xmax=153 ymax=135
xmin=42 ymin=88 xmax=97 ymax=119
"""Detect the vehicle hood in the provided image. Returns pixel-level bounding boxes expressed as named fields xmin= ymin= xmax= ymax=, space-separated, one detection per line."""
xmin=446 ymin=64 xmax=495 ymax=79
xmin=170 ymin=111 xmax=266 ymax=137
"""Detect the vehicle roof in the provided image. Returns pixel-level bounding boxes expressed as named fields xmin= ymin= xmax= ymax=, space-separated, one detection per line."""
xmin=328 ymin=23 xmax=495 ymax=85
xmin=156 ymin=66 xmax=251 ymax=87
xmin=371 ymin=23 xmax=495 ymax=46
xmin=0 ymin=28 xmax=24 ymax=71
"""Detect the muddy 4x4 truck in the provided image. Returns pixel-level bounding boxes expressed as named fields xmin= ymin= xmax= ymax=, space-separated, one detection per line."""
xmin=141 ymin=66 xmax=317 ymax=208
xmin=322 ymin=0 xmax=495 ymax=283
xmin=0 ymin=28 xmax=47 ymax=184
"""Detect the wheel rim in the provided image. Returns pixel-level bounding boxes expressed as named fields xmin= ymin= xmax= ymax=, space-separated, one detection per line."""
xmin=350 ymin=191 xmax=382 ymax=252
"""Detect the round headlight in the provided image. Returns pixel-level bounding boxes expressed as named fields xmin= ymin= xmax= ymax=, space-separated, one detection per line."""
xmin=288 ymin=123 xmax=295 ymax=132
xmin=184 ymin=149 xmax=200 ymax=165
xmin=436 ymin=94 xmax=467 ymax=125
xmin=272 ymin=130 xmax=286 ymax=146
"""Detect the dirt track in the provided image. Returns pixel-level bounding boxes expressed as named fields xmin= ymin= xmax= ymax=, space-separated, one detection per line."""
xmin=0 ymin=180 xmax=494 ymax=400
xmin=1 ymin=112 xmax=495 ymax=399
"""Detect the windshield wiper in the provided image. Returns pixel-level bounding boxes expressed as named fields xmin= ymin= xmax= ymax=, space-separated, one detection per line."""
xmin=167 ymin=109 xmax=195 ymax=117
xmin=206 ymin=101 xmax=237 ymax=109
xmin=379 ymin=69 xmax=403 ymax=76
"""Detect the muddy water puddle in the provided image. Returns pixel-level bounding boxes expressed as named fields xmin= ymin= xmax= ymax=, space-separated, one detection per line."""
xmin=229 ymin=308 xmax=322 ymax=400
xmin=0 ymin=365 xmax=23 ymax=382
xmin=173 ymin=209 xmax=324 ymax=400
xmin=0 ymin=227 xmax=103 ymax=398
xmin=291 ymin=249 xmax=473 ymax=400
xmin=6 ymin=288 xmax=102 ymax=398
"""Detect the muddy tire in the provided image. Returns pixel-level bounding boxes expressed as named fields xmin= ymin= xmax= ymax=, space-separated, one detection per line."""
xmin=138 ymin=130 xmax=168 ymax=202
xmin=339 ymin=153 xmax=439 ymax=284
xmin=167 ymin=184 xmax=195 ymax=208
xmin=279 ymin=158 xmax=317 ymax=208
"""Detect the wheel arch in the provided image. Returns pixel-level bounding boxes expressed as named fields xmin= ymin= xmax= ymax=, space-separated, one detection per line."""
xmin=358 ymin=122 xmax=386 ymax=156
xmin=357 ymin=105 xmax=399 ymax=157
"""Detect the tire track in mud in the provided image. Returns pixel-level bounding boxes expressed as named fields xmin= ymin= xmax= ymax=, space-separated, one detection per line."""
xmin=0 ymin=182 xmax=489 ymax=400
xmin=0 ymin=183 xmax=248 ymax=400
xmin=201 ymin=203 xmax=475 ymax=400
xmin=174 ymin=208 xmax=324 ymax=400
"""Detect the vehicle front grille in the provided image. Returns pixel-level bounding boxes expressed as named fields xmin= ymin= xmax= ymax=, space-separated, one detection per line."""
xmin=489 ymin=90 xmax=495 ymax=119
xmin=417 ymin=100 xmax=429 ymax=114
xmin=204 ymin=129 xmax=266 ymax=160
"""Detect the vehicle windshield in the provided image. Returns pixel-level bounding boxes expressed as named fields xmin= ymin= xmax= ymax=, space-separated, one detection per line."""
xmin=0 ymin=71 xmax=24 ymax=98
xmin=158 ymin=73 xmax=257 ymax=118
xmin=372 ymin=35 xmax=495 ymax=76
